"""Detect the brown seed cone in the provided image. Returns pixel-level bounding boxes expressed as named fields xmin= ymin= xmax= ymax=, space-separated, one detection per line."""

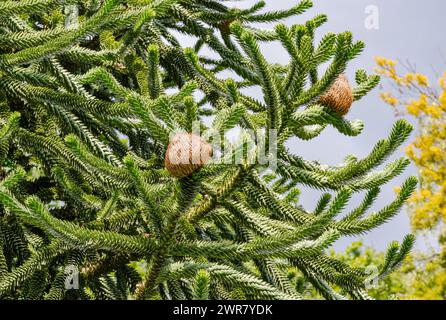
xmin=218 ymin=19 xmax=235 ymax=36
xmin=165 ymin=132 xmax=213 ymax=178
xmin=318 ymin=74 xmax=354 ymax=116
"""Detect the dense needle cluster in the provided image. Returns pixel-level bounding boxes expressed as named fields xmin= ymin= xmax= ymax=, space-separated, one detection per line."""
xmin=0 ymin=0 xmax=416 ymax=300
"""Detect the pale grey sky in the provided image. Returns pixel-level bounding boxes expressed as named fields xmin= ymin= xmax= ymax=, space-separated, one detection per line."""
xmin=182 ymin=1 xmax=446 ymax=251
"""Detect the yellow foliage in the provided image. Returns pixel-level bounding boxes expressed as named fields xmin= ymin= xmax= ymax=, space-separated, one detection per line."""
xmin=376 ymin=57 xmax=446 ymax=234
xmin=376 ymin=57 xmax=446 ymax=300
xmin=380 ymin=92 xmax=399 ymax=106
xmin=416 ymin=73 xmax=429 ymax=86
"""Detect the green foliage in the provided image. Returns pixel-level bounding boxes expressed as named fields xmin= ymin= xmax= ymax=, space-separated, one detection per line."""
xmin=328 ymin=240 xmax=446 ymax=300
xmin=0 ymin=0 xmax=416 ymax=300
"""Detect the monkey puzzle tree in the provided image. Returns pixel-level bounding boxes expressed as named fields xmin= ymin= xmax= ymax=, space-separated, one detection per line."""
xmin=0 ymin=0 xmax=416 ymax=300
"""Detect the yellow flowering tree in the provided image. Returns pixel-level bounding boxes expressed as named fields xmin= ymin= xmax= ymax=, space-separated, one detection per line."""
xmin=373 ymin=57 xmax=446 ymax=299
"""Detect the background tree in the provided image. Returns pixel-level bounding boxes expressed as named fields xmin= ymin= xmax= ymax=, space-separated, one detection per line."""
xmin=0 ymin=0 xmax=416 ymax=300
xmin=329 ymin=240 xmax=446 ymax=300
xmin=369 ymin=57 xmax=446 ymax=300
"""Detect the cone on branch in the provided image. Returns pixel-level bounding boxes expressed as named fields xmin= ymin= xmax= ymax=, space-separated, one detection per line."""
xmin=319 ymin=74 xmax=354 ymax=116
xmin=165 ymin=132 xmax=213 ymax=178
xmin=218 ymin=18 xmax=236 ymax=36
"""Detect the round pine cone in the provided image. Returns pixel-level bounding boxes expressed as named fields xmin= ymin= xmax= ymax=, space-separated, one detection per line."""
xmin=165 ymin=132 xmax=213 ymax=178
xmin=318 ymin=74 xmax=353 ymax=116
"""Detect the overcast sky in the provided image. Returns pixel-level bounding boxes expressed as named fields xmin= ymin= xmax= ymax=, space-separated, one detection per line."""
xmin=192 ymin=1 xmax=446 ymax=251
